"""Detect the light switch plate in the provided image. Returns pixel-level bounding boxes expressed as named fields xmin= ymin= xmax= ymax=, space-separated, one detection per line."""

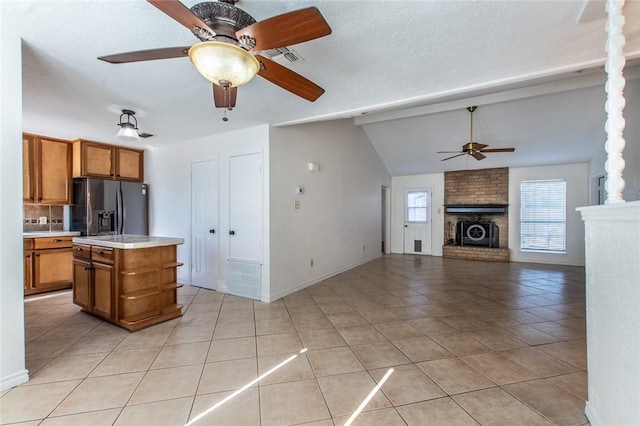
xmin=39 ymin=216 xmax=47 ymax=224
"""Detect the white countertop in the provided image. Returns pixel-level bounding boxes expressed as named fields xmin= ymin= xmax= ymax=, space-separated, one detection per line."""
xmin=72 ymin=234 xmax=184 ymax=249
xmin=23 ymin=231 xmax=81 ymax=238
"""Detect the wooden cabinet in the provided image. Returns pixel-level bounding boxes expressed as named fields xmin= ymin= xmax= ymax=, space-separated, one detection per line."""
xmin=72 ymin=244 xmax=115 ymax=320
xmin=24 ymin=239 xmax=33 ymax=294
xmin=92 ymin=262 xmax=115 ymax=319
xmin=72 ymin=258 xmax=92 ymax=310
xmin=23 ymin=133 xmax=72 ymax=204
xmin=73 ymin=139 xmax=144 ymax=182
xmin=24 ymin=236 xmax=74 ymax=296
xmin=72 ymin=242 xmax=183 ymax=331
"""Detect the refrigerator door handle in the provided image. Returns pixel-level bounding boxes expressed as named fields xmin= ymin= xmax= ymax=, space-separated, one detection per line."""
xmin=116 ymin=186 xmax=123 ymax=234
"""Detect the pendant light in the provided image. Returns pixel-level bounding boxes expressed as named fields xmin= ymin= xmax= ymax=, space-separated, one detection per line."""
xmin=116 ymin=109 xmax=140 ymax=141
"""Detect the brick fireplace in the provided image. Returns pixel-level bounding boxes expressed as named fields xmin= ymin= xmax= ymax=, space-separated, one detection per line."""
xmin=443 ymin=167 xmax=510 ymax=262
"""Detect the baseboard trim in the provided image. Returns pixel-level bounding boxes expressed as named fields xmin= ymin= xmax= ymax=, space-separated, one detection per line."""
xmin=266 ymin=254 xmax=381 ymax=303
xmin=584 ymin=401 xmax=600 ymax=426
xmin=1 ymin=369 xmax=29 ymax=391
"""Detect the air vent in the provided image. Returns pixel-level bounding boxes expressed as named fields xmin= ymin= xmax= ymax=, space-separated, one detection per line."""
xmin=263 ymin=46 xmax=303 ymax=64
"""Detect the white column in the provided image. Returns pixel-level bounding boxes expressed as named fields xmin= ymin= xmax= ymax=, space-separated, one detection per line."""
xmin=604 ymin=0 xmax=626 ymax=204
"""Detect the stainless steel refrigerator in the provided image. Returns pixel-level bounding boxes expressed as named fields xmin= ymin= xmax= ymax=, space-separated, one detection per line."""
xmin=71 ymin=178 xmax=149 ymax=236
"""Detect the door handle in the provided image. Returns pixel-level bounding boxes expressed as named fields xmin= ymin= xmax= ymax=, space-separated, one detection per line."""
xmin=209 ymin=229 xmax=215 ymax=234
xmin=229 ymin=230 xmax=235 ymax=235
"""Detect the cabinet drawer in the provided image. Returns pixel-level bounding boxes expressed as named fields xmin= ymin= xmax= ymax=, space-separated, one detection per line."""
xmin=73 ymin=244 xmax=91 ymax=260
xmin=33 ymin=236 xmax=73 ymax=249
xmin=92 ymin=246 xmax=114 ymax=264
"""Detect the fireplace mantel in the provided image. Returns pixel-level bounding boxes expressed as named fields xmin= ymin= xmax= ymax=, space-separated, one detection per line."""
xmin=444 ymin=204 xmax=508 ymax=215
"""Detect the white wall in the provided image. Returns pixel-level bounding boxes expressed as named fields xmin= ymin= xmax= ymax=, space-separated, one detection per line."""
xmin=579 ymin=202 xmax=640 ymax=426
xmin=0 ymin=5 xmax=29 ymax=390
xmin=509 ymin=163 xmax=588 ymax=266
xmin=390 ymin=174 xmax=445 ymax=256
xmin=146 ymin=124 xmax=270 ymax=299
xmin=388 ymin=164 xmax=586 ymax=266
xmin=269 ymin=120 xmax=390 ymax=301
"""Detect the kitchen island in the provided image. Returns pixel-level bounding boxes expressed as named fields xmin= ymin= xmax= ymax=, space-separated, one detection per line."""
xmin=72 ymin=234 xmax=184 ymax=331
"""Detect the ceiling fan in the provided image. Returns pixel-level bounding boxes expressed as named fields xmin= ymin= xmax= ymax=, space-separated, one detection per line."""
xmin=98 ymin=0 xmax=331 ymax=116
xmin=438 ymin=106 xmax=515 ymax=161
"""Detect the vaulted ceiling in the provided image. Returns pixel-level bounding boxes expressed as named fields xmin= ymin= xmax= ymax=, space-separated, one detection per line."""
xmin=5 ymin=0 xmax=640 ymax=175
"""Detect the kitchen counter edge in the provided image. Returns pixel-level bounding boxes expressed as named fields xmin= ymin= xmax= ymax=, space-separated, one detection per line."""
xmin=72 ymin=235 xmax=185 ymax=249
xmin=24 ymin=231 xmax=81 ymax=238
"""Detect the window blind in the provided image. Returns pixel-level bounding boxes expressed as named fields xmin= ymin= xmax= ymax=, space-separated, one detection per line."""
xmin=520 ymin=180 xmax=566 ymax=252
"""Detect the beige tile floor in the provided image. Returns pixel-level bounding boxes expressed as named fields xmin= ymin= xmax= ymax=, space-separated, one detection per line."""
xmin=1 ymin=255 xmax=589 ymax=425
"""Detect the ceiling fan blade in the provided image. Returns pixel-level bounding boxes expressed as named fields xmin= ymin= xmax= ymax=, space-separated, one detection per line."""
xmin=441 ymin=153 xmax=467 ymax=161
xmin=236 ymin=7 xmax=331 ymax=51
xmin=98 ymin=46 xmax=190 ymax=64
xmin=471 ymin=152 xmax=487 ymax=161
xmin=256 ymin=55 xmax=324 ymax=102
xmin=480 ymin=148 xmax=516 ymax=153
xmin=212 ymin=84 xmax=237 ymax=109
xmin=436 ymin=151 xmax=464 ymax=154
xmin=148 ymin=0 xmax=216 ymax=36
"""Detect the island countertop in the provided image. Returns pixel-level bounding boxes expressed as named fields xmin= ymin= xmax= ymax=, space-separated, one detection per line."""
xmin=24 ymin=231 xmax=81 ymax=238
xmin=72 ymin=234 xmax=184 ymax=249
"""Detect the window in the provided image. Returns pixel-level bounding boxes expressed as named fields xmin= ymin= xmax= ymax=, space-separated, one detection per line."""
xmin=406 ymin=191 xmax=428 ymax=223
xmin=520 ymin=180 xmax=566 ymax=253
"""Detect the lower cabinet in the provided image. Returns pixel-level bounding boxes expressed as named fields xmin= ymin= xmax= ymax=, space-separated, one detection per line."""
xmin=72 ymin=258 xmax=91 ymax=311
xmin=92 ymin=262 xmax=115 ymax=319
xmin=24 ymin=237 xmax=73 ymax=296
xmin=72 ymin=245 xmax=114 ymax=320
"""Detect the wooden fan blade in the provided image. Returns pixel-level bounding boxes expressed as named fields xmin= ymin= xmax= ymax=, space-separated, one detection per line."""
xmin=98 ymin=46 xmax=190 ymax=64
xmin=437 ymin=151 xmax=464 ymax=154
xmin=441 ymin=153 xmax=466 ymax=161
xmin=256 ymin=55 xmax=324 ymax=102
xmin=148 ymin=0 xmax=216 ymax=36
xmin=463 ymin=142 xmax=488 ymax=151
xmin=480 ymin=148 xmax=516 ymax=153
xmin=471 ymin=152 xmax=487 ymax=161
xmin=236 ymin=7 xmax=331 ymax=51
xmin=212 ymin=84 xmax=237 ymax=109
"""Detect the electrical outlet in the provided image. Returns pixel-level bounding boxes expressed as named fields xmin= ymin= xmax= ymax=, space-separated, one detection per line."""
xmin=295 ymin=200 xmax=300 ymax=209
xmin=310 ymin=259 xmax=314 ymax=267
xmin=39 ymin=216 xmax=47 ymax=224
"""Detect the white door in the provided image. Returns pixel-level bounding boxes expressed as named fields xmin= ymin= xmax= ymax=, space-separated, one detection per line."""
xmin=404 ymin=189 xmax=432 ymax=255
xmin=228 ymin=153 xmax=263 ymax=300
xmin=191 ymin=160 xmax=219 ymax=289
xmin=228 ymin=153 xmax=263 ymax=262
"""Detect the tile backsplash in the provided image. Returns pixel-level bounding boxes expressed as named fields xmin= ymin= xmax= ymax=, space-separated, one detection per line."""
xmin=23 ymin=205 xmax=65 ymax=232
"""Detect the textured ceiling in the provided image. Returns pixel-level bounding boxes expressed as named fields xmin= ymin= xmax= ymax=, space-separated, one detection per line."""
xmin=4 ymin=0 xmax=640 ymax=174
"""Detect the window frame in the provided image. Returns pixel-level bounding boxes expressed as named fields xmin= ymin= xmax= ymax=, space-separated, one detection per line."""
xmin=519 ymin=179 xmax=567 ymax=254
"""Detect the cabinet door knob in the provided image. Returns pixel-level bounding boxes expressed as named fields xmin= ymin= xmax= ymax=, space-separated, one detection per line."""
xmin=77 ymin=247 xmax=83 ymax=252
xmin=98 ymin=250 xmax=104 ymax=255
xmin=229 ymin=230 xmax=235 ymax=235
xmin=209 ymin=229 xmax=215 ymax=234
xmin=53 ymin=239 xmax=62 ymax=243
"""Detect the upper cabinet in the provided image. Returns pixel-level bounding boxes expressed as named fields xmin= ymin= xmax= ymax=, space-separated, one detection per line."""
xmin=23 ymin=133 xmax=73 ymax=204
xmin=73 ymin=139 xmax=144 ymax=182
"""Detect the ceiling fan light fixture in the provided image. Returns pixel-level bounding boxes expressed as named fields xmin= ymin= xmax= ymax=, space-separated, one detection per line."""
xmin=188 ymin=41 xmax=260 ymax=87
xmin=116 ymin=109 xmax=140 ymax=141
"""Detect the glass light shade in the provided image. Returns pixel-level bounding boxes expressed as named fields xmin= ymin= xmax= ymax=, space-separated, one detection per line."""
xmin=188 ymin=41 xmax=260 ymax=87
xmin=116 ymin=123 xmax=140 ymax=141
